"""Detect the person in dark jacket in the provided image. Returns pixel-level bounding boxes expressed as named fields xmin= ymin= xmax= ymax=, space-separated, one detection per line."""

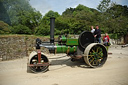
xmin=94 ymin=25 xmax=101 ymax=43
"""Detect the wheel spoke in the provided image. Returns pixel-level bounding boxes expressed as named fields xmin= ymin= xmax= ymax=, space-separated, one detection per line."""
xmin=96 ymin=59 xmax=100 ymax=65
xmin=92 ymin=49 xmax=95 ymax=53
xmin=96 ymin=47 xmax=100 ymax=52
xmin=98 ymin=55 xmax=103 ymax=59
xmin=88 ymin=55 xmax=94 ymax=59
xmin=96 ymin=60 xmax=98 ymax=65
xmin=92 ymin=60 xmax=95 ymax=65
xmin=89 ymin=58 xmax=95 ymax=64
xmin=98 ymin=51 xmax=102 ymax=55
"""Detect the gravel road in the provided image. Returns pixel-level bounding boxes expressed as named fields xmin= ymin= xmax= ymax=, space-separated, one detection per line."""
xmin=0 ymin=45 xmax=128 ymax=85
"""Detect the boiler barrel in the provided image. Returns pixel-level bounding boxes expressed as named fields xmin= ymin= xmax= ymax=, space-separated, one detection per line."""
xmin=39 ymin=44 xmax=77 ymax=54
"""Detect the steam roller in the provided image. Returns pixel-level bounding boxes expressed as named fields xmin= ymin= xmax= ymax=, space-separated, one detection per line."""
xmin=27 ymin=17 xmax=108 ymax=73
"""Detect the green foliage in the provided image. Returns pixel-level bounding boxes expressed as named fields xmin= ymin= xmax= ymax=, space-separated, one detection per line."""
xmin=75 ymin=4 xmax=93 ymax=14
xmin=97 ymin=0 xmax=111 ymax=12
xmin=44 ymin=10 xmax=60 ymax=18
xmin=96 ymin=0 xmax=128 ymax=37
xmin=0 ymin=1 xmax=11 ymax=25
xmin=63 ymin=7 xmax=75 ymax=17
xmin=108 ymin=5 xmax=128 ymax=36
xmin=2 ymin=0 xmax=34 ymax=25
xmin=18 ymin=10 xmax=42 ymax=33
xmin=109 ymin=34 xmax=118 ymax=39
xmin=0 ymin=21 xmax=10 ymax=34
xmin=108 ymin=5 xmax=128 ymax=18
xmin=0 ymin=0 xmax=128 ymax=38
xmin=35 ymin=10 xmax=60 ymax=35
xmin=58 ymin=4 xmax=100 ymax=35
xmin=34 ymin=25 xmax=50 ymax=36
xmin=1 ymin=0 xmax=42 ymax=34
xmin=11 ymin=24 xmax=31 ymax=34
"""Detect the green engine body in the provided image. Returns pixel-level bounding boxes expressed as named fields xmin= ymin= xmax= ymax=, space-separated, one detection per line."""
xmin=60 ymin=36 xmax=78 ymax=45
xmin=55 ymin=35 xmax=78 ymax=54
xmin=54 ymin=31 xmax=94 ymax=55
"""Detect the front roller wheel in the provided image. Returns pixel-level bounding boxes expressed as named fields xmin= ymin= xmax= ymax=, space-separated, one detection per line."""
xmin=84 ymin=43 xmax=108 ymax=67
xmin=28 ymin=52 xmax=49 ymax=73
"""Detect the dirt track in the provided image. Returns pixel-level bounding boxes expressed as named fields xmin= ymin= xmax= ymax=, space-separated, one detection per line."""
xmin=0 ymin=45 xmax=128 ymax=85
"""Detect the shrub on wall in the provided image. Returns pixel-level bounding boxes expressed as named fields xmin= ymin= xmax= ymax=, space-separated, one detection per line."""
xmin=0 ymin=21 xmax=10 ymax=34
xmin=11 ymin=24 xmax=32 ymax=34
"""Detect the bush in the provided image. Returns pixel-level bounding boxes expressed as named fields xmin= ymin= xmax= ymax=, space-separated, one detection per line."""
xmin=109 ymin=34 xmax=118 ymax=39
xmin=34 ymin=26 xmax=50 ymax=36
xmin=11 ymin=24 xmax=32 ymax=34
xmin=0 ymin=21 xmax=11 ymax=34
xmin=55 ymin=28 xmax=62 ymax=35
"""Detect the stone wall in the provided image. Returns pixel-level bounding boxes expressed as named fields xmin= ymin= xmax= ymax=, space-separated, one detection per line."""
xmin=110 ymin=37 xmax=124 ymax=45
xmin=0 ymin=35 xmax=49 ymax=61
xmin=101 ymin=34 xmax=125 ymax=45
xmin=0 ymin=34 xmax=125 ymax=61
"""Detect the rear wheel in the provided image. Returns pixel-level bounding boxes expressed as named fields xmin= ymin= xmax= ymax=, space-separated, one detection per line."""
xmin=84 ymin=43 xmax=107 ymax=67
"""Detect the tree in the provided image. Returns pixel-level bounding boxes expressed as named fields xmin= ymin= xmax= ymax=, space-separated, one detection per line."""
xmin=97 ymin=0 xmax=128 ymax=38
xmin=11 ymin=24 xmax=32 ymax=34
xmin=97 ymin=0 xmax=116 ymax=33
xmin=2 ymin=0 xmax=34 ymax=25
xmin=106 ymin=5 xmax=128 ymax=37
xmin=1 ymin=0 xmax=42 ymax=34
xmin=44 ymin=10 xmax=60 ymax=18
xmin=61 ymin=4 xmax=101 ymax=34
xmin=18 ymin=10 xmax=42 ymax=33
xmin=0 ymin=1 xmax=11 ymax=25
xmin=35 ymin=10 xmax=60 ymax=35
xmin=97 ymin=0 xmax=111 ymax=13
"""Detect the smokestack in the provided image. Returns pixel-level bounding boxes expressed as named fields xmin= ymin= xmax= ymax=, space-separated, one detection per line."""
xmin=50 ymin=17 xmax=55 ymax=44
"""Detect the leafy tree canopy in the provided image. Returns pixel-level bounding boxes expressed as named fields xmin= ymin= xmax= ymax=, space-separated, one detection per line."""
xmin=0 ymin=0 xmax=128 ymax=38
xmin=0 ymin=0 xmax=42 ymax=34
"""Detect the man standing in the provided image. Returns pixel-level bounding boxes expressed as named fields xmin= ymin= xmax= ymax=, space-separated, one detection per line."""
xmin=91 ymin=26 xmax=95 ymax=34
xmin=94 ymin=25 xmax=101 ymax=43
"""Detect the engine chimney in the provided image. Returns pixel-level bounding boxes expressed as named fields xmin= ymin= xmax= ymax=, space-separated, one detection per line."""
xmin=50 ymin=17 xmax=55 ymax=44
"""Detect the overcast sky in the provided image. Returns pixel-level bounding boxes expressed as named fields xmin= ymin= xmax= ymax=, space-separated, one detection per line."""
xmin=29 ymin=0 xmax=128 ymax=16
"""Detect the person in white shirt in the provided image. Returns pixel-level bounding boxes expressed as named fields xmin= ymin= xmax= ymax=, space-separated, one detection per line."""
xmin=91 ymin=26 xmax=95 ymax=34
